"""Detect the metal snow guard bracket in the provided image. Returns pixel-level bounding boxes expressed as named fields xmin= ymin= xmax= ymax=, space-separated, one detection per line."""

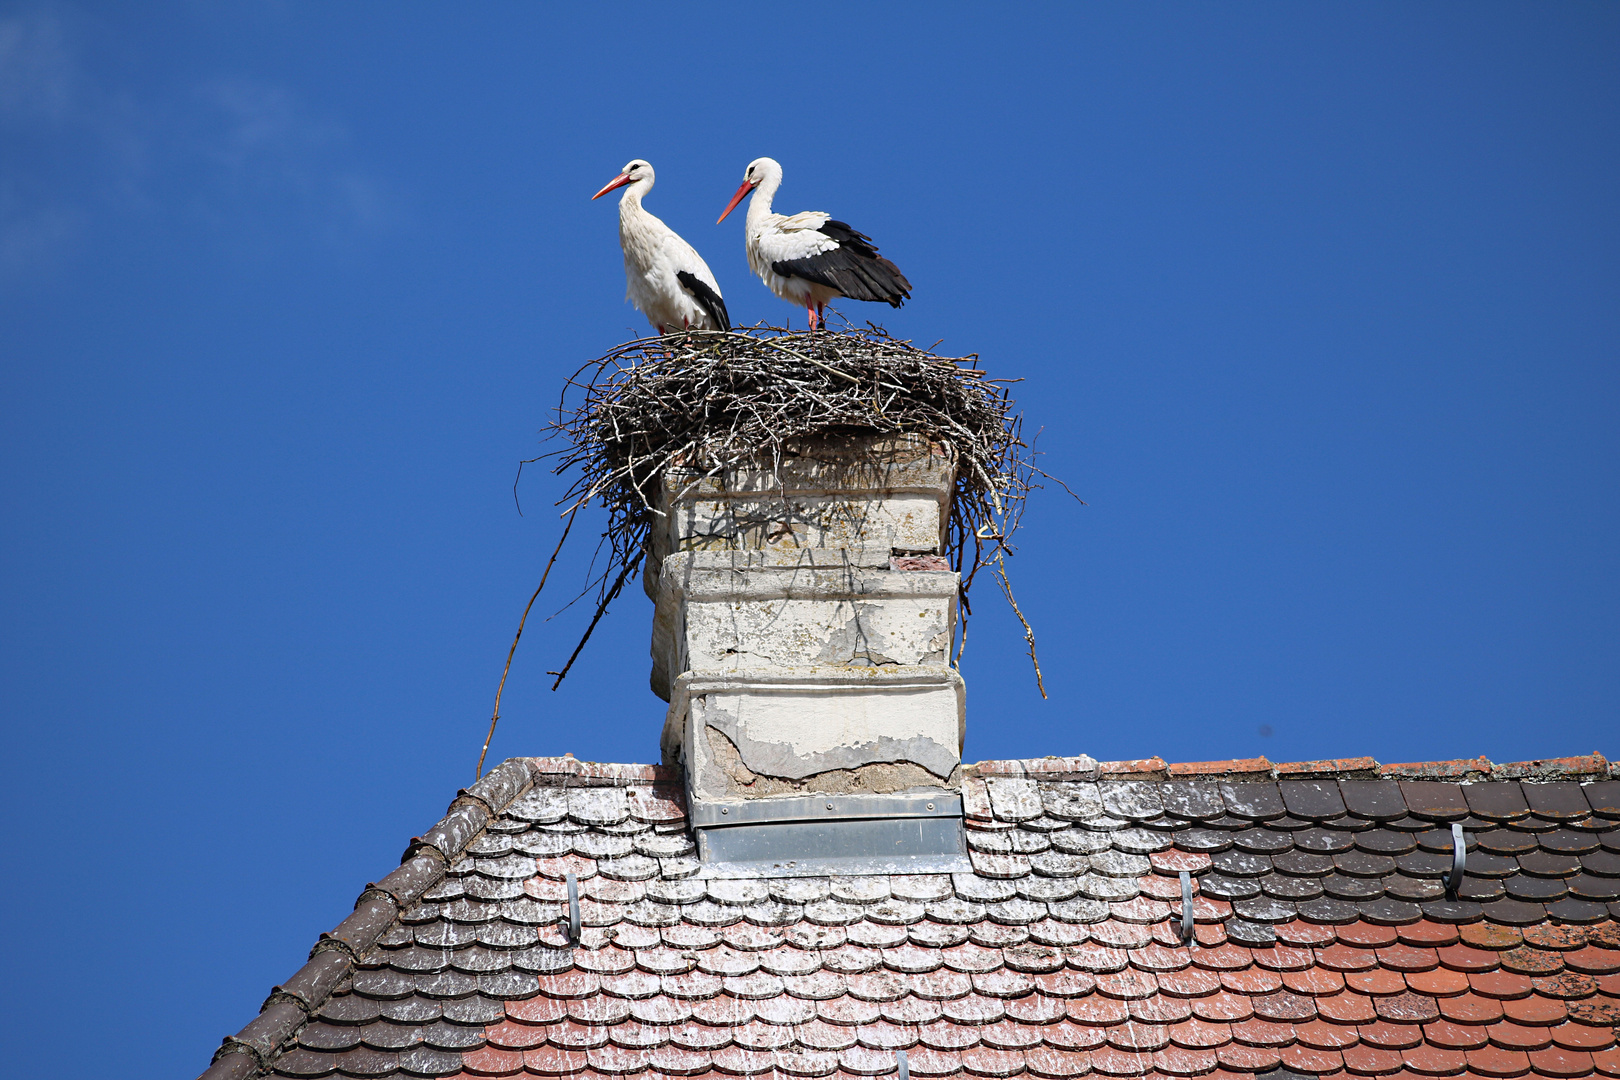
xmin=691 ymin=792 xmax=970 ymax=879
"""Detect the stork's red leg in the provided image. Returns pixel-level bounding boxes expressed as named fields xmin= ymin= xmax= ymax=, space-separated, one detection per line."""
xmin=806 ymin=304 xmax=818 ymax=331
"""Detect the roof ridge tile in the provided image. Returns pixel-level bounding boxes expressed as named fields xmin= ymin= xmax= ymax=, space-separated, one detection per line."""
xmin=957 ymin=753 xmax=1616 ymax=784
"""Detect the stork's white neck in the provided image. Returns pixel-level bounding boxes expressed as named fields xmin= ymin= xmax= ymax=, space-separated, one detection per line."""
xmin=745 ymin=168 xmax=782 ymax=229
xmin=617 ymin=176 xmax=654 ymax=218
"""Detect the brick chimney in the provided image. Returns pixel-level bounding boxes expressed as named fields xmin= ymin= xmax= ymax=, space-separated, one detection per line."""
xmin=647 ymin=433 xmax=969 ymax=875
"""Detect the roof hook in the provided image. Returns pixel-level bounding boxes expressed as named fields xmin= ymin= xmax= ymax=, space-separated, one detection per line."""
xmin=562 ymin=872 xmax=581 ymax=945
xmin=1176 ymin=870 xmax=1195 ymax=946
xmin=1441 ymin=823 xmax=1466 ymax=900
xmin=897 ymin=1049 xmax=910 ymax=1080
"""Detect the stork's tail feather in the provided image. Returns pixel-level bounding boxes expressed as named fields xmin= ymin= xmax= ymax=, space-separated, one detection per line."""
xmin=771 ymin=219 xmax=911 ymax=307
xmin=773 ymin=249 xmax=911 ymax=307
xmin=676 ymin=270 xmax=730 ymax=331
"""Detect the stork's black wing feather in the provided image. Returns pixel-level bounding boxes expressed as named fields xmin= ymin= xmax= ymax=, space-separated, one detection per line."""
xmin=771 ymin=220 xmax=912 ymax=308
xmin=676 ymin=270 xmax=730 ymax=331
xmin=815 ymin=220 xmax=884 ymax=260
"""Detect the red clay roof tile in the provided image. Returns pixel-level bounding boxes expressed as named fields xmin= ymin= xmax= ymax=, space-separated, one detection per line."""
xmin=1466 ymin=1043 xmax=1535 ymax=1077
xmin=1535 ymin=970 xmax=1601 ymax=999
xmin=1066 ymin=995 xmax=1131 ymax=1025
xmin=1404 ymin=966 xmax=1470 ymax=997
xmin=1166 ymin=758 xmax=1273 ymax=779
xmin=1280 ymin=1043 xmax=1346 ymax=1073
xmin=1502 ymin=993 xmax=1570 ymax=1025
xmin=1340 ymin=1041 xmax=1405 ymax=1075
xmin=1437 ymin=991 xmax=1506 ymax=1024
xmin=1315 ymin=991 xmax=1379 ymax=1025
xmin=1156 ymin=966 xmax=1223 ymax=998
xmin=1375 ymin=991 xmax=1441 ymax=1024
xmin=1486 ymin=1019 xmax=1555 ymax=1051
xmin=1215 ymin=1041 xmax=1283 ymax=1072
xmin=1401 ymin=1041 xmax=1470 ymax=1075
xmin=1043 ymin=1020 xmax=1106 ymax=1051
xmin=1154 ymin=1045 xmax=1222 ymax=1076
xmin=1022 ymin=1045 xmax=1091 ymax=1078
xmin=1529 ymin=1044 xmax=1600 ymax=1077
xmin=1551 ymin=1019 xmax=1617 ymax=1050
xmin=1189 ymin=991 xmax=1256 ymax=1024
xmin=1167 ymin=1018 xmax=1234 ymax=1050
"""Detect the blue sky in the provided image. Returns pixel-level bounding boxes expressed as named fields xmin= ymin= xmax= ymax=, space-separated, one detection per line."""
xmin=1 ymin=3 xmax=1616 ymax=1076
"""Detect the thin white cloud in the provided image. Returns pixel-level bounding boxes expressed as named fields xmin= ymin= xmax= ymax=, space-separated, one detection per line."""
xmin=0 ymin=182 xmax=84 ymax=277
xmin=190 ymin=76 xmax=397 ymax=242
xmin=0 ymin=7 xmax=76 ymax=125
xmin=0 ymin=3 xmax=398 ymax=281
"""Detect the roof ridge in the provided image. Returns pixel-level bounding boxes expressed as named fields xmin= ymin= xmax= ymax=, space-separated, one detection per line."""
xmin=196 ymin=756 xmax=547 ymax=1080
xmin=432 ymin=753 xmax=1616 ymax=787
xmin=964 ymin=751 xmax=1614 ymax=783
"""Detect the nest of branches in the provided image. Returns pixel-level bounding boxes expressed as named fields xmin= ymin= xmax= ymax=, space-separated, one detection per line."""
xmin=478 ymin=323 xmax=1065 ymax=777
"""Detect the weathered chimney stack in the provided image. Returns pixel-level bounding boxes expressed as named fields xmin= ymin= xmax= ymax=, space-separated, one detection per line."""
xmin=649 ymin=433 xmax=969 ymax=875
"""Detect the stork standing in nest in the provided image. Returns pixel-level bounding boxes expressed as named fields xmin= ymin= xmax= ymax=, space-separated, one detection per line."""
xmin=717 ymin=157 xmax=911 ymax=331
xmin=593 ymin=159 xmax=729 ymax=335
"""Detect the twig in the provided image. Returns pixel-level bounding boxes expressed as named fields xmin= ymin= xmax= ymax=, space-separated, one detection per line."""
xmin=476 ymin=505 xmax=579 ymax=780
xmin=547 ymin=553 xmax=641 ymax=690
xmin=993 ymin=553 xmax=1047 ymax=700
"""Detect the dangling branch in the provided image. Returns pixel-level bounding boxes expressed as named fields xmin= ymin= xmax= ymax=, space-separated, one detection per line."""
xmin=993 ymin=552 xmax=1047 ymax=700
xmin=546 ymin=551 xmax=642 ymax=690
xmin=475 ymin=504 xmax=580 ymax=780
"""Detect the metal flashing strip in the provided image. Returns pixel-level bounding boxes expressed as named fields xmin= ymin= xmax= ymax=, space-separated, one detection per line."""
xmin=698 ymin=853 xmax=974 ymax=880
xmin=689 ymin=792 xmax=961 ymax=829
xmin=692 ymin=795 xmax=969 ymax=879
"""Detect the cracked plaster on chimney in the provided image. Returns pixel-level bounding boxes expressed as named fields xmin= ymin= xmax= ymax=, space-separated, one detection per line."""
xmin=700 ymin=725 xmax=961 ymax=797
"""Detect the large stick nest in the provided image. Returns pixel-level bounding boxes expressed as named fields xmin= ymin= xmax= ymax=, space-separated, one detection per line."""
xmin=526 ymin=323 xmax=1056 ymax=694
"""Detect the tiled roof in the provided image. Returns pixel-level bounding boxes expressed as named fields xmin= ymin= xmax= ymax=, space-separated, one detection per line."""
xmin=200 ymin=753 xmax=1620 ymax=1080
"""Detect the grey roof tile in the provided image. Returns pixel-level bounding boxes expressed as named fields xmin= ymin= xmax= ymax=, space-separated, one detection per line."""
xmin=1219 ymin=782 xmax=1286 ymax=821
xmin=1398 ymin=780 xmax=1470 ymax=821
xmin=376 ymin=998 xmax=439 ymax=1024
xmin=1049 ymin=827 xmax=1114 ymax=855
xmin=1583 ymin=779 xmax=1620 ymax=818
xmin=803 ymin=898 xmax=865 ymax=926
xmin=1278 ymin=779 xmax=1347 ymax=821
xmin=1293 ymin=827 xmax=1354 ymax=853
xmin=769 ymin=877 xmax=831 ymax=904
xmin=1074 ymin=873 xmax=1137 ymax=902
xmin=924 ymin=897 xmax=987 ymax=925
xmin=567 ymin=787 xmax=630 ymax=826
xmin=1158 ymin=781 xmax=1224 ymax=820
xmin=1100 ymin=781 xmax=1164 ymax=821
xmin=1039 ymin=782 xmax=1103 ymax=821
xmin=741 ymin=900 xmax=802 ymax=926
xmin=1170 ymin=827 xmax=1234 ymax=854
xmin=1110 ymin=826 xmax=1173 ymax=854
xmin=318 ymin=993 xmax=381 ymax=1025
xmin=1337 ymin=779 xmax=1406 ymax=820
xmin=984 ymin=778 xmax=1043 ymax=822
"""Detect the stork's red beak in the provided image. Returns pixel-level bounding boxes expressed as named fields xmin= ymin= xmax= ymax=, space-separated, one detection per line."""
xmin=717 ymin=180 xmax=756 ymax=223
xmin=591 ymin=173 xmax=633 ymax=200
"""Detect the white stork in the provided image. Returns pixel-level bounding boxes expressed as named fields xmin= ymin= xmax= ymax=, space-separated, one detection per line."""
xmin=717 ymin=157 xmax=911 ymax=330
xmin=593 ymin=159 xmax=729 ymax=334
